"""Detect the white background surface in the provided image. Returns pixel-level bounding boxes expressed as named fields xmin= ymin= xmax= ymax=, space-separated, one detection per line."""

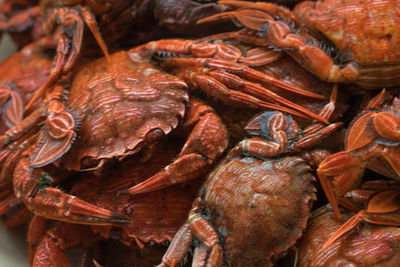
xmin=0 ymin=7 xmax=30 ymax=265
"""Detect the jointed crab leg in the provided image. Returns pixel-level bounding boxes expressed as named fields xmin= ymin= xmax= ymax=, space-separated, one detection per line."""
xmin=134 ymin=40 xmax=324 ymax=99
xmin=157 ymin=198 xmax=222 ymax=267
xmin=324 ymin=190 xmax=400 ymax=249
xmin=200 ymin=0 xmax=299 ymax=27
xmin=13 ymin=155 xmax=130 ymax=225
xmin=124 ymin=100 xmax=228 ymax=195
xmin=131 ymin=40 xmax=328 ymax=123
xmin=26 ymin=6 xmax=109 ymax=111
xmin=199 ymin=1 xmax=360 ymax=84
xmin=0 ymin=83 xmax=24 ymax=127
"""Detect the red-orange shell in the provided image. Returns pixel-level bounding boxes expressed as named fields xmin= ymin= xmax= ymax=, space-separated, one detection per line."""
xmin=199 ymin=156 xmax=316 ymax=266
xmin=60 ymin=51 xmax=189 ymax=170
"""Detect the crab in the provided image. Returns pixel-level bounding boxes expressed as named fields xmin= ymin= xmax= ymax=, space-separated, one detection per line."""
xmin=158 ymin=156 xmax=318 ymax=267
xmin=317 ymin=90 xmax=400 ymax=219
xmin=297 ymin=205 xmax=400 ymax=267
xmin=199 ymin=0 xmax=400 ymax=89
xmin=28 ymin=217 xmax=104 ymax=267
xmin=156 ymin=91 xmax=341 ymax=266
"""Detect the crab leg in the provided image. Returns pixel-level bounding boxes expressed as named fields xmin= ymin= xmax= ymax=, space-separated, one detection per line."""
xmin=198 ymin=1 xmax=361 ymax=84
xmin=164 ymin=58 xmax=328 ymax=123
xmin=295 ymin=85 xmax=343 ymax=148
xmin=0 ymin=84 xmax=24 ymax=127
xmin=13 ymin=155 xmax=130 ymax=225
xmin=157 ymin=222 xmax=193 ymax=267
xmin=324 ymin=190 xmax=400 ymax=249
xmin=317 ymin=152 xmax=368 ymax=219
xmin=26 ymin=6 xmax=109 ymax=110
xmin=131 ymin=40 xmax=328 ymax=122
xmin=158 ymin=198 xmax=223 ymax=267
xmin=133 ymin=40 xmax=324 ymax=99
xmin=183 ymin=70 xmax=311 ymax=120
xmin=124 ymin=100 xmax=228 ymax=195
xmin=200 ymin=0 xmax=299 ymax=26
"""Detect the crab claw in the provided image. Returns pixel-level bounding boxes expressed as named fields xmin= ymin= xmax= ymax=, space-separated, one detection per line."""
xmin=30 ymin=102 xmax=77 ymax=168
xmin=14 ymin=157 xmax=131 ymax=225
xmin=121 ymin=169 xmax=172 ymax=195
xmin=123 ymin=99 xmax=228 ymax=195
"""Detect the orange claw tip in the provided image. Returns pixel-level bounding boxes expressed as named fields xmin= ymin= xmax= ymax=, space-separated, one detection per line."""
xmin=124 ymin=171 xmax=172 ymax=195
xmin=196 ymin=12 xmax=232 ymax=24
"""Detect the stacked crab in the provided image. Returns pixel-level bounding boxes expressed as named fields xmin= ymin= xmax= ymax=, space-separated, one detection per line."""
xmin=1 ymin=0 xmax=400 ymax=266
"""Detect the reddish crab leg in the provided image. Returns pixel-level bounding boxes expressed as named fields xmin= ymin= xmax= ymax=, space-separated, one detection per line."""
xmin=135 ymin=40 xmax=325 ymax=99
xmin=26 ymin=6 xmax=109 ymax=111
xmin=163 ymin=57 xmax=328 ymax=123
xmin=183 ymin=70 xmax=319 ymax=121
xmin=199 ymin=0 xmax=298 ymax=26
xmin=157 ymin=198 xmax=222 ymax=267
xmin=324 ymin=190 xmax=400 ymax=249
xmin=14 ymin=156 xmax=131 ymax=225
xmin=317 ymin=152 xmax=367 ymax=219
xmin=131 ymin=40 xmax=328 ymax=122
xmin=123 ymin=100 xmax=228 ymax=195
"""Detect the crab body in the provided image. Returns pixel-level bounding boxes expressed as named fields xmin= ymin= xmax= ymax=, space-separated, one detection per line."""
xmin=158 ymin=155 xmax=317 ymax=267
xmin=54 ymin=51 xmax=189 ymax=170
xmin=199 ymin=156 xmax=316 ymax=266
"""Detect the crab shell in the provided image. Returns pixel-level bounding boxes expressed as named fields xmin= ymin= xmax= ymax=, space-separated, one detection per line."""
xmin=199 ymin=156 xmax=316 ymax=266
xmin=52 ymin=51 xmax=188 ymax=170
xmin=294 ymin=0 xmax=400 ymax=88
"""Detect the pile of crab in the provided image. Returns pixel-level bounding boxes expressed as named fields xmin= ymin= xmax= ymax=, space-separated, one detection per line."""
xmin=1 ymin=0 xmax=400 ymax=266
